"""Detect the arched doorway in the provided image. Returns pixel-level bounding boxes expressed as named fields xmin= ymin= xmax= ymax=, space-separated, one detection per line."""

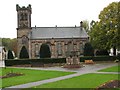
xmin=39 ymin=43 xmax=51 ymax=58
xmin=19 ymin=46 xmax=29 ymax=59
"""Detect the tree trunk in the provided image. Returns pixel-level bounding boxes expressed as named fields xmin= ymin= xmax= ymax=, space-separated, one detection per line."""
xmin=113 ymin=46 xmax=116 ymax=56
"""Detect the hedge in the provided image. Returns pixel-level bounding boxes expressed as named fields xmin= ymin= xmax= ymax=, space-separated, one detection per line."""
xmin=5 ymin=56 xmax=118 ymax=66
xmin=80 ymin=56 xmax=117 ymax=62
xmin=5 ymin=59 xmax=30 ymax=66
xmin=5 ymin=58 xmax=66 ymax=66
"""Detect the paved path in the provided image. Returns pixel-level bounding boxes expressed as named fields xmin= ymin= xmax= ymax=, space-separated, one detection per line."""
xmin=94 ymin=72 xmax=120 ymax=74
xmin=2 ymin=63 xmax=119 ymax=89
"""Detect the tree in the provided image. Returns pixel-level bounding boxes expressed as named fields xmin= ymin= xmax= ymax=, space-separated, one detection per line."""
xmin=19 ymin=46 xmax=29 ymax=59
xmin=7 ymin=50 xmax=14 ymax=59
xmin=82 ymin=20 xmax=89 ymax=33
xmin=84 ymin=42 xmax=94 ymax=56
xmin=40 ymin=43 xmax=51 ymax=58
xmin=2 ymin=38 xmax=12 ymax=50
xmin=2 ymin=38 xmax=17 ymax=57
xmin=89 ymin=2 xmax=120 ymax=55
xmin=11 ymin=38 xmax=17 ymax=57
xmin=96 ymin=49 xmax=109 ymax=56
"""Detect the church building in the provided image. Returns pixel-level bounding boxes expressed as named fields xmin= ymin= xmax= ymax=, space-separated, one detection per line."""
xmin=16 ymin=4 xmax=89 ymax=59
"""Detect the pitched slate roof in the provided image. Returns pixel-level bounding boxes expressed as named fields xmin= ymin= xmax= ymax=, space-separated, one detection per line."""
xmin=31 ymin=27 xmax=89 ymax=39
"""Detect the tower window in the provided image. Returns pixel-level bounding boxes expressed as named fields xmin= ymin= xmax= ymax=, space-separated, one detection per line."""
xmin=22 ymin=36 xmax=28 ymax=44
xmin=24 ymin=13 xmax=28 ymax=20
xmin=20 ymin=13 xmax=24 ymax=20
xmin=20 ymin=13 xmax=28 ymax=20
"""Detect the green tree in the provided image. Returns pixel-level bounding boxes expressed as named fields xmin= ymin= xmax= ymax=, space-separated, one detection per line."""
xmin=82 ymin=20 xmax=89 ymax=33
xmin=40 ymin=43 xmax=51 ymax=58
xmin=89 ymin=2 xmax=120 ymax=55
xmin=2 ymin=38 xmax=17 ymax=56
xmin=84 ymin=42 xmax=94 ymax=56
xmin=7 ymin=50 xmax=14 ymax=59
xmin=19 ymin=46 xmax=29 ymax=59
xmin=2 ymin=38 xmax=12 ymax=50
xmin=89 ymin=21 xmax=101 ymax=49
xmin=96 ymin=49 xmax=109 ymax=56
xmin=11 ymin=38 xmax=17 ymax=57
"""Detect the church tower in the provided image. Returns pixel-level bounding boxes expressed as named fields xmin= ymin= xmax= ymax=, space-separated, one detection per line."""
xmin=16 ymin=4 xmax=32 ymax=58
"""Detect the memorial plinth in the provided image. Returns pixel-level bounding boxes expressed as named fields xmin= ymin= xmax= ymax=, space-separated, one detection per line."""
xmin=64 ymin=51 xmax=82 ymax=68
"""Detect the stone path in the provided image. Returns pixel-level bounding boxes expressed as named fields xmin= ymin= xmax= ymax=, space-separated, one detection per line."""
xmin=94 ymin=72 xmax=120 ymax=74
xmin=2 ymin=63 xmax=119 ymax=90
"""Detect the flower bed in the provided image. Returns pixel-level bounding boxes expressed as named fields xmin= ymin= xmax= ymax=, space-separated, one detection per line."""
xmin=0 ymin=72 xmax=24 ymax=79
xmin=96 ymin=80 xmax=120 ymax=89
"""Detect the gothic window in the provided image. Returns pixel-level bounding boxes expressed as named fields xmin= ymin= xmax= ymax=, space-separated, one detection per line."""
xmin=57 ymin=42 xmax=62 ymax=56
xmin=67 ymin=42 xmax=73 ymax=52
xmin=20 ymin=13 xmax=27 ymax=20
xmin=35 ymin=44 xmax=39 ymax=57
xmin=20 ymin=13 xmax=24 ymax=20
xmin=24 ymin=13 xmax=28 ymax=20
xmin=80 ymin=43 xmax=84 ymax=54
xmin=74 ymin=44 xmax=77 ymax=51
xmin=22 ymin=36 xmax=28 ymax=44
xmin=66 ymin=42 xmax=72 ymax=56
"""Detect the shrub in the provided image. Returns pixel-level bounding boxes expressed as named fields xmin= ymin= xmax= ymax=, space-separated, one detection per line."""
xmin=7 ymin=50 xmax=14 ymax=59
xmin=40 ymin=43 xmax=51 ymax=58
xmin=96 ymin=49 xmax=109 ymax=56
xmin=84 ymin=42 xmax=94 ymax=56
xmin=19 ymin=46 xmax=29 ymax=59
xmin=117 ymin=53 xmax=120 ymax=60
xmin=5 ymin=58 xmax=66 ymax=66
xmin=80 ymin=56 xmax=117 ymax=62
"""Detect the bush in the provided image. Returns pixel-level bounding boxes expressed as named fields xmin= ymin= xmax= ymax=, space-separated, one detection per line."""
xmin=96 ymin=49 xmax=109 ymax=56
xmin=84 ymin=42 xmax=94 ymax=56
xmin=117 ymin=53 xmax=120 ymax=60
xmin=5 ymin=59 xmax=30 ymax=66
xmin=80 ymin=56 xmax=117 ymax=62
xmin=5 ymin=58 xmax=66 ymax=66
xmin=40 ymin=43 xmax=51 ymax=58
xmin=19 ymin=46 xmax=29 ymax=59
xmin=7 ymin=50 xmax=14 ymax=59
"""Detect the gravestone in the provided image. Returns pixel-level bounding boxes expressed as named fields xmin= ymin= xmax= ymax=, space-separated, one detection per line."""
xmin=64 ymin=51 xmax=81 ymax=68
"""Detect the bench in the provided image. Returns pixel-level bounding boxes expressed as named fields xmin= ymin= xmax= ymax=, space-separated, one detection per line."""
xmin=85 ymin=60 xmax=94 ymax=64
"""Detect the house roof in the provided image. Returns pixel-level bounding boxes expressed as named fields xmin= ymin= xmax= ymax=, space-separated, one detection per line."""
xmin=30 ymin=27 xmax=89 ymax=39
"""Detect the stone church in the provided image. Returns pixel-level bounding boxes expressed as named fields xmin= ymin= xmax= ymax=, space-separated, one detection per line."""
xmin=16 ymin=4 xmax=89 ymax=59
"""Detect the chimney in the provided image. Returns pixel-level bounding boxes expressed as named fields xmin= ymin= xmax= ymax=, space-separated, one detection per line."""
xmin=80 ymin=21 xmax=83 ymax=27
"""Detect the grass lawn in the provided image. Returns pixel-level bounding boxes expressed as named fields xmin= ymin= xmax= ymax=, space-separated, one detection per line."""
xmin=0 ymin=67 xmax=75 ymax=88
xmin=0 ymin=68 xmax=2 ymax=76
xmin=98 ymin=65 xmax=120 ymax=72
xmin=32 ymin=73 xmax=119 ymax=88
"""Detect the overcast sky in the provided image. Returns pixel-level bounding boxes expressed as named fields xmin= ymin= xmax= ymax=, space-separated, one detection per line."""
xmin=0 ymin=0 xmax=119 ymax=38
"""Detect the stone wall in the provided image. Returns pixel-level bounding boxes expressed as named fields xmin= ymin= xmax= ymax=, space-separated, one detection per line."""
xmin=29 ymin=38 xmax=88 ymax=59
xmin=17 ymin=29 xmax=31 ymax=58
